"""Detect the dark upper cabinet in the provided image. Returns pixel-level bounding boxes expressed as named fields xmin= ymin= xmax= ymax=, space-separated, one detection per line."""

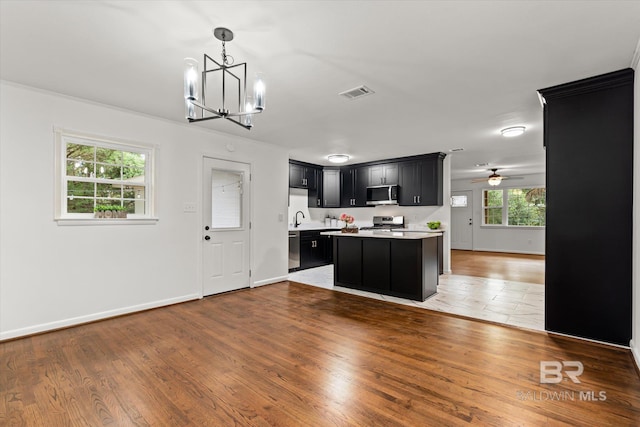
xmin=289 ymin=161 xmax=317 ymax=190
xmin=340 ymin=167 xmax=368 ymax=207
xmin=539 ymin=68 xmax=633 ymax=346
xmin=398 ymin=154 xmax=444 ymax=206
xmin=321 ymin=168 xmax=341 ymax=208
xmin=368 ymin=163 xmax=398 ymax=186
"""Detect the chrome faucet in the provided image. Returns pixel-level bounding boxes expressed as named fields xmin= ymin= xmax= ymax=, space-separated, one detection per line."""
xmin=294 ymin=210 xmax=305 ymax=227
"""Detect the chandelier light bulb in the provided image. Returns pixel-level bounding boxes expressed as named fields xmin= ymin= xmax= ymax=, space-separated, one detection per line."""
xmin=254 ymin=73 xmax=265 ymax=111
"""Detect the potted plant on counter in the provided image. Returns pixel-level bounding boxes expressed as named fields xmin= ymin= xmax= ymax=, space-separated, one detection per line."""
xmin=339 ymin=213 xmax=358 ymax=233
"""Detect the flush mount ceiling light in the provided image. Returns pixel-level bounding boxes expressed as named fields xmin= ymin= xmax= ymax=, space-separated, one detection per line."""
xmin=328 ymin=154 xmax=350 ymax=164
xmin=183 ymin=27 xmax=265 ymax=130
xmin=500 ymin=126 xmax=526 ymax=137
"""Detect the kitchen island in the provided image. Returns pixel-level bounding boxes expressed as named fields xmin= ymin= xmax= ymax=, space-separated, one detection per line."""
xmin=321 ymin=230 xmax=442 ymax=301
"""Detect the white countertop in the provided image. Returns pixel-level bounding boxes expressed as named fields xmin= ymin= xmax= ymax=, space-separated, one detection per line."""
xmin=320 ymin=230 xmax=442 ymax=240
xmin=288 ymin=224 xmax=342 ymax=232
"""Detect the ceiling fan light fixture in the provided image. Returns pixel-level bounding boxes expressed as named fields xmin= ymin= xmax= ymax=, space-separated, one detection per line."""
xmin=488 ymin=176 xmax=502 ymax=186
xmin=487 ymin=168 xmax=503 ymax=186
xmin=501 ymin=126 xmax=526 ymax=137
xmin=328 ymin=154 xmax=350 ymax=164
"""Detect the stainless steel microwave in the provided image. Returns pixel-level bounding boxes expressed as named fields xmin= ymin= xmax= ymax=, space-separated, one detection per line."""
xmin=366 ymin=185 xmax=398 ymax=205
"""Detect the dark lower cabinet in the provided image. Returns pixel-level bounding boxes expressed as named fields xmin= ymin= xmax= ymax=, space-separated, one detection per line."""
xmin=334 ymin=235 xmax=438 ymax=301
xmin=539 ymin=68 xmax=633 ymax=346
xmin=299 ymin=231 xmax=333 ymax=270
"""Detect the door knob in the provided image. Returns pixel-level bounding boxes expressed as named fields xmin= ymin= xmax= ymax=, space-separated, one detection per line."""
xmin=204 ymin=235 xmax=211 ymax=241
xmin=205 ymin=226 xmax=210 ymax=230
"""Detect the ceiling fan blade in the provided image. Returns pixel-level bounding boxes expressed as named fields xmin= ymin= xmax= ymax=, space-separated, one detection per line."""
xmin=501 ymin=176 xmax=525 ymax=180
xmin=471 ymin=178 xmax=488 ymax=183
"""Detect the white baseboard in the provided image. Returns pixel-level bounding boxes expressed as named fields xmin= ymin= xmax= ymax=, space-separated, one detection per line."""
xmin=630 ymin=339 xmax=640 ymax=372
xmin=472 ymin=247 xmax=545 ymax=256
xmin=0 ymin=293 xmax=200 ymax=341
xmin=253 ymin=275 xmax=288 ymax=288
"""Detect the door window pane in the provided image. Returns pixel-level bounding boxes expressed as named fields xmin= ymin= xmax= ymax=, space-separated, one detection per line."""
xmin=211 ymin=169 xmax=243 ymax=229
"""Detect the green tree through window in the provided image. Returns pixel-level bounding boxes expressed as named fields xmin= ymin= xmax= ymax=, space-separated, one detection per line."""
xmin=482 ymin=187 xmax=545 ymax=227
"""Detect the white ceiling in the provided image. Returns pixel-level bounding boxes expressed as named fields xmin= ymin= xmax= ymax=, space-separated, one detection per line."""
xmin=2 ymin=1 xmax=639 ymax=180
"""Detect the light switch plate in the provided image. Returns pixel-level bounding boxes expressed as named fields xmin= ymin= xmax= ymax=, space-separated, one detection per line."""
xmin=183 ymin=202 xmax=197 ymax=213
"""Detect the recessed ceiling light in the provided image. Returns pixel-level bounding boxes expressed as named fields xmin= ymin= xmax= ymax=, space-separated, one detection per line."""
xmin=328 ymin=154 xmax=350 ymax=164
xmin=501 ymin=126 xmax=526 ymax=137
xmin=449 ymin=148 xmax=464 ymax=152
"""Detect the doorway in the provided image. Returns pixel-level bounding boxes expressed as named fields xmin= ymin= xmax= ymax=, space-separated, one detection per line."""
xmin=202 ymin=157 xmax=251 ymax=296
xmin=450 ymin=190 xmax=473 ymax=250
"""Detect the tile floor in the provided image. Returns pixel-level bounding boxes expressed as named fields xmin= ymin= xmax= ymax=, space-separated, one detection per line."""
xmin=288 ymin=265 xmax=544 ymax=331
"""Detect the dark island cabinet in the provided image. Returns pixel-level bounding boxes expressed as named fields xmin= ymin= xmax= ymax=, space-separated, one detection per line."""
xmin=538 ymin=68 xmax=633 ymax=346
xmin=321 ymin=168 xmax=341 ymax=208
xmin=333 ymin=235 xmax=438 ymax=301
xmin=398 ymin=154 xmax=444 ymax=206
xmin=340 ymin=166 xmax=368 ymax=207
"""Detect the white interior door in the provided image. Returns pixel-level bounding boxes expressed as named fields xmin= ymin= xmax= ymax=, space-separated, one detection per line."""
xmin=451 ymin=190 xmax=473 ymax=250
xmin=203 ymin=157 xmax=251 ymax=296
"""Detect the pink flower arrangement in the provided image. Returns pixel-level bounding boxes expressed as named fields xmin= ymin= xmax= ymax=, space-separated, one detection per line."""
xmin=339 ymin=213 xmax=355 ymax=228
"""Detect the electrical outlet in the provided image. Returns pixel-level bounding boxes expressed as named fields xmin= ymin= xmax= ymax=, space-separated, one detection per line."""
xmin=183 ymin=202 xmax=197 ymax=213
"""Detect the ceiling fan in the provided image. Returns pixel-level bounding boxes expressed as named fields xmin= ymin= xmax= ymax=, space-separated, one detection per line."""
xmin=471 ymin=168 xmax=522 ymax=186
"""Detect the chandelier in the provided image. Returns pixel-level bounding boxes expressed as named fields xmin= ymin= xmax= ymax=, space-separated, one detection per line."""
xmin=183 ymin=27 xmax=265 ymax=130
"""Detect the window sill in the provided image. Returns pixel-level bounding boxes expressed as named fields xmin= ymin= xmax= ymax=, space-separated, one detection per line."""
xmin=55 ymin=217 xmax=159 ymax=226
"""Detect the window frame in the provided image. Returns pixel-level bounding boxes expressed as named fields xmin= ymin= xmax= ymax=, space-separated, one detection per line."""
xmin=481 ymin=185 xmax=546 ymax=228
xmin=54 ymin=129 xmax=157 ymax=224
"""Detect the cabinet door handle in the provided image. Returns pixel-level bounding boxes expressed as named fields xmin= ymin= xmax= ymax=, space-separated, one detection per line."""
xmin=417 ymin=196 xmax=421 ymax=204
xmin=413 ymin=196 xmax=416 ymax=203
xmin=312 ymin=240 xmax=317 ymax=248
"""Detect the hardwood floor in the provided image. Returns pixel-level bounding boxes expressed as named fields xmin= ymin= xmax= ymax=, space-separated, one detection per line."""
xmin=451 ymin=250 xmax=545 ymax=285
xmin=2 ymin=282 xmax=639 ymax=426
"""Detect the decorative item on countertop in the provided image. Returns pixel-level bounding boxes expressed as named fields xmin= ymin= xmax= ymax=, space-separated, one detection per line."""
xmin=340 ymin=213 xmax=358 ymax=233
xmin=427 ymin=221 xmax=441 ymax=230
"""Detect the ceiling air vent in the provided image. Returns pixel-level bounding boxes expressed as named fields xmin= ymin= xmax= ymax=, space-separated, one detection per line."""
xmin=339 ymin=85 xmax=375 ymax=100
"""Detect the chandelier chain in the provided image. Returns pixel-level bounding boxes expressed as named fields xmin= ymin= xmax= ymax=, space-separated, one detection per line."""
xmin=220 ymin=39 xmax=234 ymax=66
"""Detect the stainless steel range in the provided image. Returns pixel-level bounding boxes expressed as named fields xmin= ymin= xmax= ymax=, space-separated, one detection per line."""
xmin=360 ymin=215 xmax=404 ymax=230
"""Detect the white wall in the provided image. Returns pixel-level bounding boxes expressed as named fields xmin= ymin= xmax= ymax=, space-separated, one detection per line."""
xmin=0 ymin=82 xmax=289 ymax=340
xmin=450 ymin=174 xmax=545 ymax=255
xmin=631 ymin=45 xmax=640 ymax=366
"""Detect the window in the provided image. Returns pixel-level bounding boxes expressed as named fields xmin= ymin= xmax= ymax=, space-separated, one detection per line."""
xmin=211 ymin=169 xmax=243 ymax=229
xmin=482 ymin=187 xmax=545 ymax=227
xmin=451 ymin=195 xmax=468 ymax=207
xmin=483 ymin=189 xmax=503 ymax=225
xmin=55 ymin=130 xmax=155 ymax=221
